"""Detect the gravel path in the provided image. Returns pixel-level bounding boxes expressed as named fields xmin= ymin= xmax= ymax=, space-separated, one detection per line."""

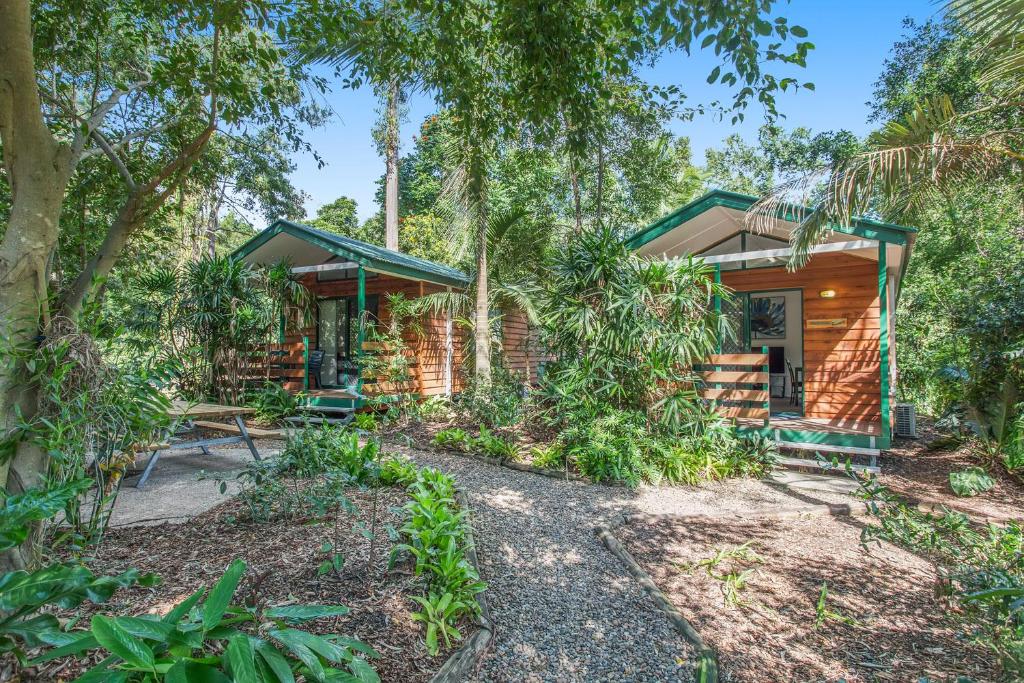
xmin=393 ymin=444 xmax=854 ymax=682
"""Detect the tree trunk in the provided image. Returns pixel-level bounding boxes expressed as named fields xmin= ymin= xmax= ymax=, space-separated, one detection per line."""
xmin=570 ymin=157 xmax=583 ymax=234
xmin=384 ymin=79 xmax=400 ymax=252
xmin=470 ymin=158 xmax=490 ymax=383
xmin=0 ymin=0 xmax=74 ymax=570
xmin=596 ymin=145 xmax=605 ymax=226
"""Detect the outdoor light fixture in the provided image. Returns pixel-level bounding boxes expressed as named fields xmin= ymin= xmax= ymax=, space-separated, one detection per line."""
xmin=819 ymin=289 xmax=837 ymax=299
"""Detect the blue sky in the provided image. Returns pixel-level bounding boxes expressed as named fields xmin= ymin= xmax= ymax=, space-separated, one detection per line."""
xmin=288 ymin=0 xmax=940 ymax=223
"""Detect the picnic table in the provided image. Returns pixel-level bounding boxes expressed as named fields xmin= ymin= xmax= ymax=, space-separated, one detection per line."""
xmin=135 ymin=401 xmax=261 ymax=489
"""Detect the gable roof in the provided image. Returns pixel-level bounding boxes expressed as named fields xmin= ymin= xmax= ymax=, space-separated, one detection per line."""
xmin=232 ymin=219 xmax=470 ymax=288
xmin=625 ymin=189 xmax=917 ymax=251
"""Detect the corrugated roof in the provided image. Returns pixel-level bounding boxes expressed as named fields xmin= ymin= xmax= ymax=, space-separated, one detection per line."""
xmin=234 ymin=219 xmax=470 ymax=288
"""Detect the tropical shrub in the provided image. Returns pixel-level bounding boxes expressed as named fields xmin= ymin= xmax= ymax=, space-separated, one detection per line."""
xmin=457 ymin=366 xmax=526 ymax=429
xmin=949 ymin=466 xmax=996 ymax=497
xmin=0 ymin=483 xmax=159 ymax=663
xmin=247 ymin=382 xmax=302 ymax=425
xmin=32 ymin=559 xmax=378 ymax=682
xmin=432 ymin=426 xmax=518 ymax=461
xmin=538 ymin=225 xmax=728 ymax=431
xmin=377 ymin=457 xmax=419 ymax=487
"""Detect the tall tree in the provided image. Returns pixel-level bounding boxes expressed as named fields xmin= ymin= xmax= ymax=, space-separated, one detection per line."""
xmin=351 ymin=0 xmax=813 ymax=382
xmin=0 ymin=0 xmax=335 ymax=567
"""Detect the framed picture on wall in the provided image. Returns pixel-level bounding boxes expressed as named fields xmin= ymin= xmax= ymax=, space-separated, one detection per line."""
xmin=750 ymin=295 xmax=786 ymax=339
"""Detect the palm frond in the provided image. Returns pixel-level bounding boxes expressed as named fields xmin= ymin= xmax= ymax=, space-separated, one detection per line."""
xmin=949 ymin=0 xmax=1024 ymax=91
xmin=747 ymin=94 xmax=1024 ymax=268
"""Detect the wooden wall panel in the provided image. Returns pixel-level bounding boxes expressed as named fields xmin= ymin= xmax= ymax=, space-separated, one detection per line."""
xmin=721 ymin=252 xmax=883 ymax=424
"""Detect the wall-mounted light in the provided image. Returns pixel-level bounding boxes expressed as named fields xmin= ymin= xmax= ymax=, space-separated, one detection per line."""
xmin=819 ymin=289 xmax=837 ymax=299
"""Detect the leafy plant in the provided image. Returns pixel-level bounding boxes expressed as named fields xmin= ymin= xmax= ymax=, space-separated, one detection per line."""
xmin=720 ymin=569 xmax=756 ymax=608
xmin=377 ymin=457 xmax=419 ymax=487
xmin=457 ymin=366 xmax=526 ymax=429
xmin=950 ymin=466 xmax=996 ymax=497
xmin=393 ymin=468 xmax=484 ymax=656
xmin=432 ymin=428 xmax=471 ymax=452
xmin=410 ymin=592 xmax=469 ymax=656
xmin=33 ymin=559 xmax=379 ymax=682
xmin=529 ymin=443 xmax=565 ymax=470
xmin=472 ymin=425 xmax=519 ymax=461
xmin=248 ymin=382 xmax=302 ymax=425
xmin=353 ymin=412 xmax=379 ymax=432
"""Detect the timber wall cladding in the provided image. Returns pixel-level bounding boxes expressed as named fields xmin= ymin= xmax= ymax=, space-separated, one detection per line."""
xmin=500 ymin=309 xmax=544 ymax=384
xmin=720 ymin=252 xmax=882 ymax=424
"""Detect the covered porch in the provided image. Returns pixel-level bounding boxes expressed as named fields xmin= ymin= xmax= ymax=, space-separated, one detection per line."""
xmin=233 ymin=219 xmax=470 ymax=410
xmin=628 ymin=190 xmax=917 ymax=456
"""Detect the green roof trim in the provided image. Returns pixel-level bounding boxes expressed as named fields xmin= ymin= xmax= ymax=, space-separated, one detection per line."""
xmin=624 ymin=189 xmax=918 ymax=251
xmin=232 ymin=219 xmax=470 ymax=288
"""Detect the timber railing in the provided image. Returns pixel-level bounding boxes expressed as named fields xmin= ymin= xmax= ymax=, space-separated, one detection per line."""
xmin=695 ymin=349 xmax=770 ymax=427
xmin=358 ymin=340 xmax=422 ymax=400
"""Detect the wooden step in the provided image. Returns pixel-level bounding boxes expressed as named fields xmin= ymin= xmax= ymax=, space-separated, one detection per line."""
xmin=775 ymin=455 xmax=880 ymax=475
xmin=776 ymin=441 xmax=880 ymax=457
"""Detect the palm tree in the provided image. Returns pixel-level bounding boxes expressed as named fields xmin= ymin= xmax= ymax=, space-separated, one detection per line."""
xmin=748 ymin=0 xmax=1024 ymax=267
xmin=416 ymin=207 xmax=553 ymax=368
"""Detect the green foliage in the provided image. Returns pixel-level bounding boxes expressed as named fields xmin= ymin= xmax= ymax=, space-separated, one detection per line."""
xmin=377 ymin=457 xmax=419 ymax=488
xmin=0 ymin=483 xmax=160 ymax=663
xmin=403 ymin=397 xmax=455 ymax=424
xmin=457 ymin=367 xmax=526 ymax=429
xmin=282 ymin=425 xmax=380 ymax=484
xmin=431 ymin=426 xmax=519 ymax=461
xmin=539 ymin=225 xmax=726 ymax=431
xmin=814 ymin=582 xmax=861 ymax=629
xmin=353 ymin=412 xmax=380 ymax=433
xmin=949 ymin=466 xmax=996 ymax=497
xmin=432 ymin=428 xmax=472 ymax=453
xmin=34 ymin=559 xmax=379 ymax=682
xmin=528 ymin=443 xmax=566 ymax=470
xmin=394 ymin=469 xmax=484 ymax=656
xmin=247 ymin=382 xmax=302 ymax=425
xmin=307 ymin=196 xmax=384 ymax=246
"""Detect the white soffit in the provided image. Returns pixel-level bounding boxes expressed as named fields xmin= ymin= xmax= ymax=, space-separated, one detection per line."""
xmin=239 ymin=231 xmax=333 ymax=268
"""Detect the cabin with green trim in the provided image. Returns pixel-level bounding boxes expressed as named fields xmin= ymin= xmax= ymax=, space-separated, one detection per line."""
xmin=625 ymin=190 xmax=917 ymax=457
xmin=232 ymin=219 xmax=545 ymax=411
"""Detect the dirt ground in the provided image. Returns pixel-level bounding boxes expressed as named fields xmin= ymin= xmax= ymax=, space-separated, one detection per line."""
xmin=616 ymin=513 xmax=999 ymax=682
xmin=23 ymin=487 xmax=462 ymax=683
xmin=883 ymin=425 xmax=1024 ymax=522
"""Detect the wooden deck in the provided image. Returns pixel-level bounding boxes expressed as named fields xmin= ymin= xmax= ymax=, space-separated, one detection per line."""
xmin=737 ymin=415 xmax=881 ymax=436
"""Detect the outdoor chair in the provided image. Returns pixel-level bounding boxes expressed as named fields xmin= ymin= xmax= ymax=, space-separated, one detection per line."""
xmin=308 ymin=350 xmax=325 ymax=389
xmin=786 ymin=357 xmax=803 ymax=406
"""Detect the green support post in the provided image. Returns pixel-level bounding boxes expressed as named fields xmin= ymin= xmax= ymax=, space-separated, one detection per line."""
xmin=878 ymin=243 xmax=891 ymax=442
xmin=302 ymin=335 xmax=309 ymax=391
xmin=278 ymin=313 xmax=286 ymax=344
xmin=713 ymin=264 xmax=722 ymax=353
xmin=762 ymin=344 xmax=770 ymax=428
xmin=356 ymin=266 xmax=366 ymax=396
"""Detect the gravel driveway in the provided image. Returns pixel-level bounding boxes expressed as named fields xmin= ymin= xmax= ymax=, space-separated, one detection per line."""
xmin=393 ymin=444 xmax=853 ymax=683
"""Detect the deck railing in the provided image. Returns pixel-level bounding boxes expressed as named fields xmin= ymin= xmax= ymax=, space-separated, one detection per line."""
xmin=695 ymin=348 xmax=770 ymax=428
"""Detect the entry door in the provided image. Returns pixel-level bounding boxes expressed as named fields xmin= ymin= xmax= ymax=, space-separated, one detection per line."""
xmin=317 ymin=299 xmax=348 ymax=386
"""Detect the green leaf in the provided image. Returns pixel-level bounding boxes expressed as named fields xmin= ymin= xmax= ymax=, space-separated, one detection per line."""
xmin=227 ymin=634 xmax=259 ymax=683
xmin=791 ymin=25 xmax=808 ymax=38
xmin=90 ymin=615 xmax=155 ymax=670
xmin=264 ymin=605 xmax=350 ymax=623
xmin=255 ymin=640 xmax=296 ymax=683
xmin=949 ymin=467 xmax=995 ymax=497
xmin=348 ymin=656 xmax=379 ymax=683
xmin=166 ymin=661 xmax=233 ymax=683
xmin=203 ymin=559 xmax=246 ymax=631
xmin=164 ymin=588 xmax=205 ymax=624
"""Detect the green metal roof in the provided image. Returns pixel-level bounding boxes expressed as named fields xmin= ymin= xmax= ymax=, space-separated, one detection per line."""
xmin=232 ymin=219 xmax=470 ymax=288
xmin=624 ymin=189 xmax=918 ymax=250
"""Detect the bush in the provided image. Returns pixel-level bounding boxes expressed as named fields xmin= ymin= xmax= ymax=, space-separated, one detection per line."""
xmin=247 ymin=381 xmax=301 ymax=425
xmin=457 ymin=366 xmax=525 ymax=428
xmin=432 ymin=426 xmax=519 ymax=461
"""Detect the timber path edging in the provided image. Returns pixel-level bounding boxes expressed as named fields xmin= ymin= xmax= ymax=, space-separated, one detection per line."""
xmin=429 ymin=489 xmax=494 ymax=683
xmin=594 ymin=501 xmax=878 ymax=683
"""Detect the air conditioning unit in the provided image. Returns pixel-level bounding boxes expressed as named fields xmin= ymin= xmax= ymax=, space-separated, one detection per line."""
xmin=894 ymin=403 xmax=917 ymax=438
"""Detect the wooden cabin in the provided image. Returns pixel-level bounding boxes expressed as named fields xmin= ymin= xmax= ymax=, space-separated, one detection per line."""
xmin=626 ymin=190 xmax=917 ymax=456
xmin=233 ymin=219 xmax=544 ymax=410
